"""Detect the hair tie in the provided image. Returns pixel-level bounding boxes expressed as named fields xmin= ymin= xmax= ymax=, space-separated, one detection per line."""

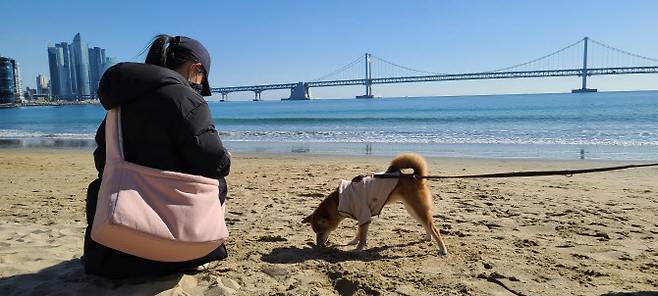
xmin=167 ymin=36 xmax=179 ymax=57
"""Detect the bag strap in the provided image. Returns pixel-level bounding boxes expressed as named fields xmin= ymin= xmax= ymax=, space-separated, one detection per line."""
xmin=104 ymin=107 xmax=125 ymax=162
xmin=117 ymin=107 xmax=125 ymax=159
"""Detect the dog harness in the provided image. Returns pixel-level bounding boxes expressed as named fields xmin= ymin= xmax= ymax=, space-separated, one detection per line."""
xmin=337 ymin=172 xmax=399 ymax=225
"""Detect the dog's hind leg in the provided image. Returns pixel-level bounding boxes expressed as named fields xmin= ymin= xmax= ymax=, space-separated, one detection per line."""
xmin=403 ymin=198 xmax=448 ymax=256
xmin=424 ymin=215 xmax=448 ymax=256
xmin=402 ymin=202 xmax=432 ymax=241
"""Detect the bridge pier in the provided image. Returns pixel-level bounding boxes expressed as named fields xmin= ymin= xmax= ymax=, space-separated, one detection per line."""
xmin=572 ymin=37 xmax=597 ymax=93
xmin=285 ymin=82 xmax=311 ymax=100
xmin=253 ymin=90 xmax=262 ymax=101
xmin=220 ymin=92 xmax=229 ymax=102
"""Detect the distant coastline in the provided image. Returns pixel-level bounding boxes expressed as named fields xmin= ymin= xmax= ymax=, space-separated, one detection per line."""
xmin=0 ymin=99 xmax=100 ymax=108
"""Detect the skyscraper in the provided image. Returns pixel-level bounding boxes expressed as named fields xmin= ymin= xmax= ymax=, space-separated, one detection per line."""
xmin=13 ymin=61 xmax=23 ymax=101
xmin=47 ymin=43 xmax=61 ymax=97
xmin=0 ymin=56 xmax=16 ymax=104
xmin=88 ymin=46 xmax=105 ymax=96
xmin=60 ymin=42 xmax=74 ymax=97
xmin=0 ymin=56 xmax=23 ymax=104
xmin=47 ymin=42 xmax=73 ymax=98
xmin=71 ymin=33 xmax=91 ymax=98
xmin=36 ymin=74 xmax=49 ymax=96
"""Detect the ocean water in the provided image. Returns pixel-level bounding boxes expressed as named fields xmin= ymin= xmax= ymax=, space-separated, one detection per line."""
xmin=1 ymin=91 xmax=657 ymax=160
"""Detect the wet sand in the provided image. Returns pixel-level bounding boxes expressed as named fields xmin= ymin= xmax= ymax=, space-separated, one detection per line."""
xmin=0 ymin=149 xmax=656 ymax=295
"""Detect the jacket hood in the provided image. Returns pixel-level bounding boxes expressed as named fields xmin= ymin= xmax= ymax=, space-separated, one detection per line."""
xmin=98 ymin=62 xmax=190 ymax=110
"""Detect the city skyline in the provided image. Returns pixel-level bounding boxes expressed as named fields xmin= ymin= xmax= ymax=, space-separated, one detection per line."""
xmin=2 ymin=1 xmax=658 ymax=100
xmin=47 ymin=33 xmax=115 ymax=99
xmin=0 ymin=32 xmax=116 ymax=101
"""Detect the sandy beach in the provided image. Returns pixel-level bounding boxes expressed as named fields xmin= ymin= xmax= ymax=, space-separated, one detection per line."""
xmin=0 ymin=149 xmax=656 ymax=295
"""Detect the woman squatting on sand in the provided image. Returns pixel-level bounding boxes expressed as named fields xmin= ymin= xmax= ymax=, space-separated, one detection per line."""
xmin=83 ymin=35 xmax=231 ymax=278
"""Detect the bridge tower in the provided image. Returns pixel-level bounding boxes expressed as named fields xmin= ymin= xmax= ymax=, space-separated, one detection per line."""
xmin=572 ymin=37 xmax=597 ymax=93
xmin=356 ymin=53 xmax=374 ymax=99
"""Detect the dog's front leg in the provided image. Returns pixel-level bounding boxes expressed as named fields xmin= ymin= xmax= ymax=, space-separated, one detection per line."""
xmin=346 ymin=228 xmax=360 ymax=245
xmin=353 ymin=223 xmax=369 ymax=251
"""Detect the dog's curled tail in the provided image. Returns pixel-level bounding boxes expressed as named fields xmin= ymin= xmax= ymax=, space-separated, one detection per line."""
xmin=388 ymin=153 xmax=428 ymax=183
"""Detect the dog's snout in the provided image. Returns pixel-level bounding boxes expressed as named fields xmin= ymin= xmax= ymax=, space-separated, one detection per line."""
xmin=316 ymin=232 xmax=329 ymax=247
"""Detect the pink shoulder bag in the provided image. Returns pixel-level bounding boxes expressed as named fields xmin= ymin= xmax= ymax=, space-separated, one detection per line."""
xmin=91 ymin=107 xmax=229 ymax=262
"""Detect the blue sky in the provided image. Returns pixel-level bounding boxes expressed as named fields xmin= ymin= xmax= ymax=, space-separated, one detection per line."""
xmin=2 ymin=0 xmax=658 ymax=100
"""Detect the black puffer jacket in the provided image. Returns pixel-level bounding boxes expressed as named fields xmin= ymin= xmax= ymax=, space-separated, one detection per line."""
xmin=83 ymin=62 xmax=231 ymax=278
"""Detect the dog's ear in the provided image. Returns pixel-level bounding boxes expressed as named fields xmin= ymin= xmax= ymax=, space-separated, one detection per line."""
xmin=351 ymin=175 xmax=364 ymax=183
xmin=302 ymin=214 xmax=313 ymax=224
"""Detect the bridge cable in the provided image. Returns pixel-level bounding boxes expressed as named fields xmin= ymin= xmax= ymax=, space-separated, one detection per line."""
xmin=370 ymin=55 xmax=447 ymax=76
xmin=588 ymin=38 xmax=658 ymax=65
xmin=311 ymin=55 xmax=364 ymax=81
xmin=486 ymin=39 xmax=584 ymax=73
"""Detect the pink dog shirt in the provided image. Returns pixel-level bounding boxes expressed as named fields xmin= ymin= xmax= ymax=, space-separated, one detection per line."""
xmin=337 ymin=173 xmax=399 ymax=225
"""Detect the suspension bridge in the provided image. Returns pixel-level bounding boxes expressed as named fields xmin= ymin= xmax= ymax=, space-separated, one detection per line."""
xmin=211 ymin=37 xmax=658 ymax=101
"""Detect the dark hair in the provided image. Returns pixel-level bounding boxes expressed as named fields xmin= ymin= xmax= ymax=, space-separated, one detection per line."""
xmin=144 ymin=34 xmax=198 ymax=71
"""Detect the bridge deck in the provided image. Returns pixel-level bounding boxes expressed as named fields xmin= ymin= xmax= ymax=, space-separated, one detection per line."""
xmin=211 ymin=66 xmax=658 ymax=94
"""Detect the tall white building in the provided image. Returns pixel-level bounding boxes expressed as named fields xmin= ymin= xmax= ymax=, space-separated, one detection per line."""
xmin=13 ymin=61 xmax=23 ymax=101
xmin=36 ymin=74 xmax=49 ymax=96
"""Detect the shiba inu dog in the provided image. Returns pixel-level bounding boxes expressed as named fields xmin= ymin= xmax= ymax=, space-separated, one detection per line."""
xmin=302 ymin=153 xmax=448 ymax=255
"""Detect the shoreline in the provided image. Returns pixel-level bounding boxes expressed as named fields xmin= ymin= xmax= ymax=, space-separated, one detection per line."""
xmin=0 ymin=99 xmax=100 ymax=109
xmin=0 ymin=147 xmax=650 ymax=164
xmin=1 ymin=138 xmax=657 ymax=161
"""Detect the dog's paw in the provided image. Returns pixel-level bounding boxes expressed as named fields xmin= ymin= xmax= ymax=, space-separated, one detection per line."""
xmin=437 ymin=249 xmax=448 ymax=256
xmin=423 ymin=234 xmax=432 ymax=241
xmin=350 ymin=247 xmax=366 ymax=253
xmin=314 ymin=240 xmax=331 ymax=248
xmin=346 ymin=238 xmax=359 ymax=245
xmin=351 ymin=243 xmax=368 ymax=252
